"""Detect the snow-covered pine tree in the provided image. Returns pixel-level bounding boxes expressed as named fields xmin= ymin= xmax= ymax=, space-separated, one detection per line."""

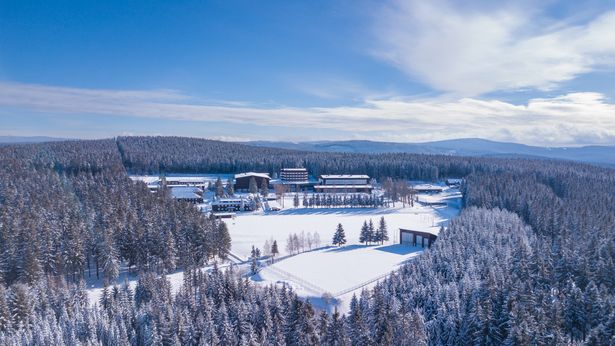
xmin=260 ymin=180 xmax=269 ymax=198
xmin=378 ymin=216 xmax=388 ymax=245
xmin=368 ymin=219 xmax=376 ymax=244
xmin=226 ymin=178 xmax=234 ymax=196
xmin=332 ymin=223 xmax=347 ymax=247
xmin=359 ymin=220 xmax=370 ymax=245
xmin=271 ymin=241 xmax=279 ymax=261
xmin=248 ymin=177 xmax=258 ymax=195
xmin=250 ymin=245 xmax=259 ymax=274
xmin=214 ymin=177 xmax=224 ymax=198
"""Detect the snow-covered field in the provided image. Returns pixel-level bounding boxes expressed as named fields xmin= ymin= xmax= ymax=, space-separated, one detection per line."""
xmin=227 ymin=199 xmax=455 ymax=259
xmin=89 ymin=176 xmax=461 ymax=311
xmin=253 ymin=243 xmax=423 ymax=312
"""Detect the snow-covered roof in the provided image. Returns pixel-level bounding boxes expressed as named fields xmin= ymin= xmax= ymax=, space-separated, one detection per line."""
xmin=400 ymin=227 xmax=442 ymax=236
xmin=129 ymin=176 xmax=160 ymax=184
xmin=314 ymin=185 xmax=373 ymax=189
xmin=271 ymin=180 xmax=316 ymax=185
xmin=234 ymin=172 xmax=270 ymax=179
xmin=165 ymin=177 xmax=207 ymax=183
xmin=320 ymin=174 xmax=370 ymax=179
xmin=171 ymin=188 xmax=202 ymax=200
xmin=281 ymin=168 xmax=307 ymax=172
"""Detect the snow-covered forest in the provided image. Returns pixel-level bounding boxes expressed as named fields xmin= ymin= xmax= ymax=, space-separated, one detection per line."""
xmin=0 ymin=137 xmax=614 ymax=344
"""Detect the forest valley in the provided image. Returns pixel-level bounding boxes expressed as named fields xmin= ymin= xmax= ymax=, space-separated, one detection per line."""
xmin=0 ymin=136 xmax=613 ymax=345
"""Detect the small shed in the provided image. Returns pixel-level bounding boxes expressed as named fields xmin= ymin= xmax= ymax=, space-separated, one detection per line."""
xmin=399 ymin=228 xmax=438 ymax=248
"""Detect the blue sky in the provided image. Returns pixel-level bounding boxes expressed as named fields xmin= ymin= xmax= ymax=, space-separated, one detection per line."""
xmin=1 ymin=0 xmax=614 ymax=146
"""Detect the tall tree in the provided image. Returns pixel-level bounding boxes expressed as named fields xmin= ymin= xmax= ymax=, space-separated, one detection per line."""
xmin=226 ymin=178 xmax=234 ymax=196
xmin=248 ymin=177 xmax=258 ymax=194
xmin=359 ymin=220 xmax=370 ymax=245
xmin=332 ymin=223 xmax=347 ymax=247
xmin=214 ymin=177 xmax=224 ymax=198
xmin=378 ymin=217 xmax=389 ymax=245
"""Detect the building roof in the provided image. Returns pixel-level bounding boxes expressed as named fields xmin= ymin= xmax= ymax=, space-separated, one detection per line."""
xmin=234 ymin=172 xmax=270 ymax=179
xmin=314 ymin=185 xmax=373 ymax=189
xmin=165 ymin=177 xmax=207 ymax=183
xmin=400 ymin=227 xmax=442 ymax=237
xmin=320 ymin=174 xmax=370 ymax=179
xmin=170 ymin=188 xmax=202 ymax=200
xmin=281 ymin=168 xmax=307 ymax=172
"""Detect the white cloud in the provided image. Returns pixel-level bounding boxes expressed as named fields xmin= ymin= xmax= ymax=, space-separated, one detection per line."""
xmin=0 ymin=81 xmax=614 ymax=146
xmin=372 ymin=0 xmax=615 ymax=95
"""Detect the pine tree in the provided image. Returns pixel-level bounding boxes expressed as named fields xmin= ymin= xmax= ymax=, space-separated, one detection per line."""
xmin=0 ymin=285 xmax=9 ymax=331
xmin=214 ymin=221 xmax=231 ymax=260
xmin=260 ymin=180 xmax=269 ymax=197
xmin=332 ymin=223 xmax=347 ymax=247
xmin=250 ymin=245 xmax=259 ymax=275
xmin=226 ymin=178 xmax=235 ymax=196
xmin=378 ymin=217 xmax=388 ymax=245
xmin=271 ymin=241 xmax=279 ymax=261
xmin=9 ymin=284 xmax=32 ymax=326
xmin=248 ymin=177 xmax=258 ymax=194
xmin=368 ymin=219 xmax=375 ymax=244
xmin=359 ymin=220 xmax=370 ymax=245
xmin=215 ymin=178 xmax=224 ymax=198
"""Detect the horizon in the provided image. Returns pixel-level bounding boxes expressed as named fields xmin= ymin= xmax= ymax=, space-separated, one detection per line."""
xmin=1 ymin=1 xmax=615 ymax=146
xmin=2 ymin=134 xmax=614 ymax=150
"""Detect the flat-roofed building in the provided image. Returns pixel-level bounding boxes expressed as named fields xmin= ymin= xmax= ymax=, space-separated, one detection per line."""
xmin=211 ymin=198 xmax=253 ymax=212
xmin=234 ymin=172 xmax=270 ymax=191
xmin=399 ymin=228 xmax=438 ymax=248
xmin=280 ymin=168 xmax=309 ymax=182
xmin=314 ymin=174 xmax=373 ymax=193
xmin=170 ymin=186 xmax=204 ymax=203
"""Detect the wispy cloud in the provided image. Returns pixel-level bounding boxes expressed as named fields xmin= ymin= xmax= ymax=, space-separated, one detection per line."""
xmin=0 ymin=81 xmax=614 ymax=146
xmin=372 ymin=0 xmax=615 ymax=96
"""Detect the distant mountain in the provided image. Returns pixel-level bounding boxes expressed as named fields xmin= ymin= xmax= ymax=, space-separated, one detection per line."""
xmin=0 ymin=136 xmax=70 ymax=145
xmin=245 ymin=138 xmax=615 ymax=167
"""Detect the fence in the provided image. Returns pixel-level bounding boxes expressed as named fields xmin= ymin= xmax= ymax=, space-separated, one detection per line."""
xmin=261 ymin=265 xmax=328 ymax=296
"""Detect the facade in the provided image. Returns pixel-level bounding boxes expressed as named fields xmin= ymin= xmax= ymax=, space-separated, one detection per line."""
xmin=273 ymin=168 xmax=315 ymax=192
xmin=314 ymin=174 xmax=373 ymax=193
xmin=164 ymin=177 xmax=207 ymax=188
xmin=399 ymin=228 xmax=438 ymax=248
xmin=211 ymin=198 xmax=253 ymax=212
xmin=280 ymin=168 xmax=309 ymax=182
xmin=234 ymin=172 xmax=270 ymax=191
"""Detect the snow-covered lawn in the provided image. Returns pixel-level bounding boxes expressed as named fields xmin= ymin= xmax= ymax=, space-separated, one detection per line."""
xmin=88 ymin=178 xmax=461 ymax=312
xmin=227 ymin=202 xmax=453 ymax=259
xmin=254 ymin=244 xmax=422 ymax=296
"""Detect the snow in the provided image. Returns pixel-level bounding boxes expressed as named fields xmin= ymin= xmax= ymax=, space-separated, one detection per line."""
xmin=320 ymin=174 xmax=370 ymax=179
xmin=254 ymin=244 xmax=422 ymax=296
xmin=170 ymin=186 xmax=203 ymax=199
xmin=92 ymin=175 xmax=462 ymax=313
xmin=234 ymin=172 xmax=270 ymax=179
xmin=226 ymin=202 xmax=452 ymax=259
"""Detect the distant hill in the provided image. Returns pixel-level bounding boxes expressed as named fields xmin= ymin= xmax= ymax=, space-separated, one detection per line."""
xmin=245 ymin=138 xmax=615 ymax=167
xmin=0 ymin=136 xmax=70 ymax=145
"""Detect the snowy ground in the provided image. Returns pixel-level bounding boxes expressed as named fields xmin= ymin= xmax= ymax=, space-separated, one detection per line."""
xmin=89 ymin=176 xmax=461 ymax=312
xmin=235 ymin=186 xmax=461 ymax=313
xmin=227 ymin=198 xmax=455 ymax=259
xmin=252 ymin=243 xmax=423 ymax=312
